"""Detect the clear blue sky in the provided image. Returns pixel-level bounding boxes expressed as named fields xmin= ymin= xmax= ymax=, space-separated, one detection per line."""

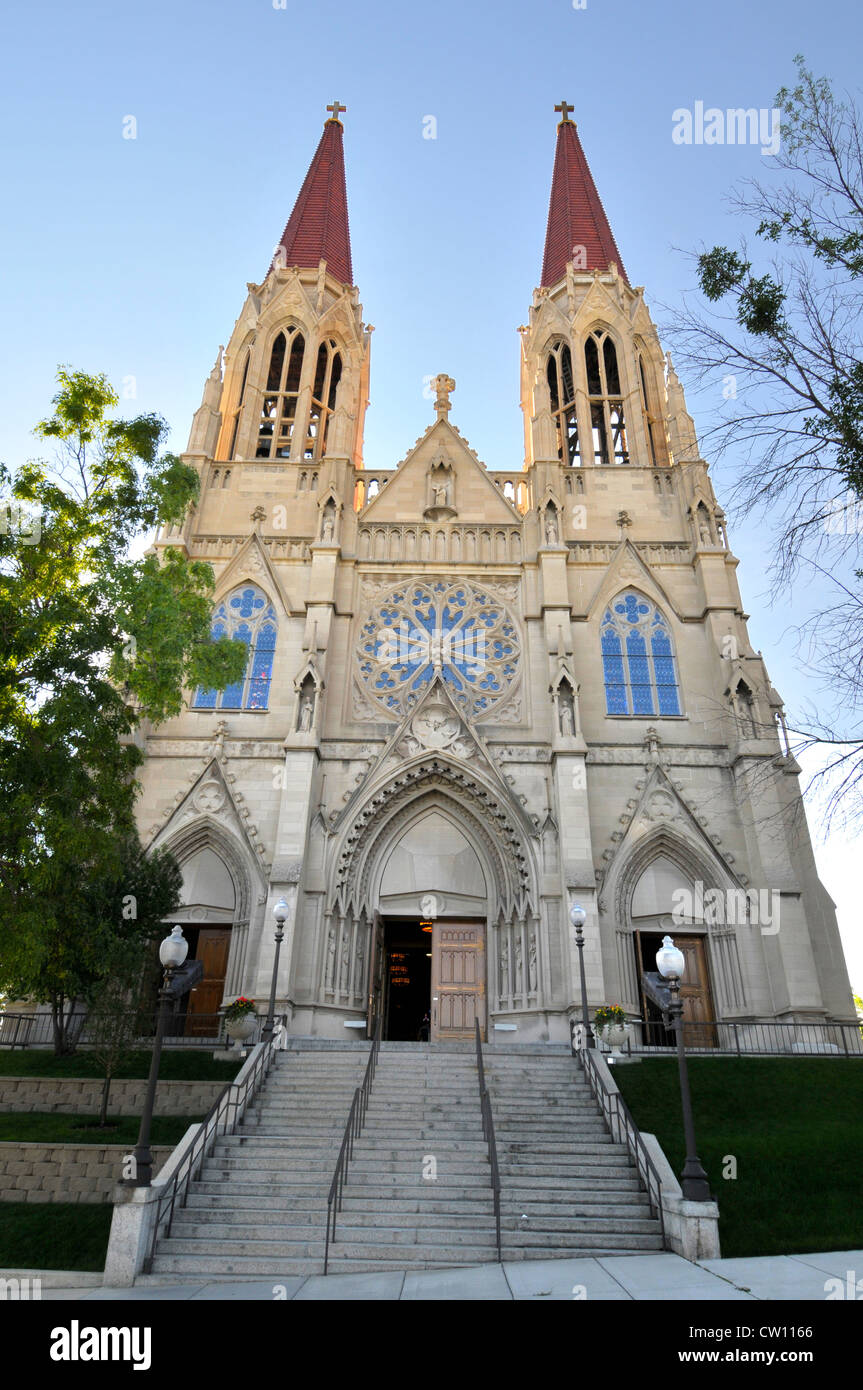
xmin=1 ymin=0 xmax=861 ymax=989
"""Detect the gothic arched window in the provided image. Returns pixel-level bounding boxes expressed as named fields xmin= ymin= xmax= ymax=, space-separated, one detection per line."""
xmin=585 ymin=329 xmax=628 ymax=465
xmin=193 ymin=584 xmax=277 ymax=711
xmin=601 ymin=591 xmax=680 ymax=716
xmin=546 ymin=340 xmax=581 ymax=465
xmin=256 ymin=327 xmax=305 ymax=459
xmin=305 ymin=340 xmax=342 ymax=460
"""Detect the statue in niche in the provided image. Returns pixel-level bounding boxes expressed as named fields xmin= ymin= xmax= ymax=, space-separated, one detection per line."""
xmin=559 ymin=689 xmax=575 ymax=737
xmin=514 ymin=935 xmax=523 ymax=987
xmin=499 ymin=937 xmax=509 ymax=991
xmin=298 ymin=690 xmax=315 ymax=732
xmin=325 ymin=927 xmax=336 ymax=989
xmin=528 ymin=935 xmax=537 ymax=993
xmin=545 ymin=512 xmax=559 ymax=545
xmin=339 ymin=935 xmax=350 ymax=993
xmin=699 ymin=519 xmax=712 ymax=544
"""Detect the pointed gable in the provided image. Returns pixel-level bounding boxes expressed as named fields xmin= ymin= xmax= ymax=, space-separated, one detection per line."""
xmin=541 ymin=111 xmax=628 ymax=288
xmin=359 ymin=420 xmax=521 ymax=525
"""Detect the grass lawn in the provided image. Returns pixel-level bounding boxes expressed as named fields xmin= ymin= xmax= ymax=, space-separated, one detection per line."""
xmin=0 ymin=1113 xmax=201 ymax=1146
xmin=0 ymin=1049 xmax=241 ymax=1081
xmin=0 ymin=1201 xmax=113 ymax=1272
xmin=613 ymin=1057 xmax=863 ymax=1258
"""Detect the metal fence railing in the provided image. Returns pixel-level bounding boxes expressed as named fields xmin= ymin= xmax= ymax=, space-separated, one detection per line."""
xmin=143 ymin=1021 xmax=284 ymax=1273
xmin=324 ymin=1018 xmax=382 ymax=1274
xmin=474 ymin=1018 xmax=502 ymax=1262
xmin=0 ymin=1010 xmax=250 ymax=1050
xmin=622 ymin=1018 xmax=863 ymax=1057
xmin=577 ymin=1043 xmax=666 ymax=1244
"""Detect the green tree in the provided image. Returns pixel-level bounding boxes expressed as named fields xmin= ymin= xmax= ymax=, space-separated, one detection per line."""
xmin=0 ymin=369 xmax=246 ymax=1051
xmin=667 ymin=58 xmax=863 ymax=823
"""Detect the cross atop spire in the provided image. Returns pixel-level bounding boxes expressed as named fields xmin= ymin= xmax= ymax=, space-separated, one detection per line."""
xmin=540 ymin=110 xmax=628 ymax=288
xmin=270 ymin=112 xmax=354 ymax=285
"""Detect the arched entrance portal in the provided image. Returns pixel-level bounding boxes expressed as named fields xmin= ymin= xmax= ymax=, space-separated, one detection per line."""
xmin=375 ymin=811 xmax=488 ymax=1041
xmin=325 ymin=758 xmax=537 ymax=1043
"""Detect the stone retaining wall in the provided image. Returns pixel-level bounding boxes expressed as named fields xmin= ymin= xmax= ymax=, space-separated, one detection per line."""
xmin=0 ymin=1143 xmax=175 ymax=1203
xmin=0 ymin=1078 xmax=224 ymax=1116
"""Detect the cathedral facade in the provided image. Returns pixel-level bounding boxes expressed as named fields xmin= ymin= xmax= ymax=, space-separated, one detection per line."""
xmin=135 ymin=105 xmax=856 ymax=1045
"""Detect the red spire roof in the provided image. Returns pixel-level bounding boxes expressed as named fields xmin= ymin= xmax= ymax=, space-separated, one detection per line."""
xmin=272 ymin=109 xmax=353 ymax=285
xmin=541 ymin=109 xmax=627 ymax=288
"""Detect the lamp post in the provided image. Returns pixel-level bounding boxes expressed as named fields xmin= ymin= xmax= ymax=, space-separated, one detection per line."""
xmin=569 ymin=903 xmax=593 ymax=1049
xmin=656 ymin=934 xmax=711 ymax=1202
xmin=130 ymin=925 xmax=188 ymax=1187
xmin=263 ymin=896 xmax=290 ymax=1041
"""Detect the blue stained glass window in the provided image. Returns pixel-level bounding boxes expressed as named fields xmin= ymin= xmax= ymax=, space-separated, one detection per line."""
xmin=192 ymin=586 xmax=277 ymax=711
xmin=601 ymin=592 xmax=680 ymax=717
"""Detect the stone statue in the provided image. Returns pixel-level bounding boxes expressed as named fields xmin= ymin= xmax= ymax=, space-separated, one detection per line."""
xmin=339 ymin=935 xmax=350 ymax=993
xmin=322 ymin=514 xmax=334 ymax=541
xmin=299 ymin=692 xmax=315 ymax=732
xmin=528 ymin=935 xmax=537 ymax=993
xmin=559 ymin=695 xmax=574 ymax=737
xmin=545 ymin=513 xmax=558 ymax=545
xmin=699 ymin=520 xmax=711 ymax=544
xmin=499 ymin=937 xmax=509 ymax=991
xmin=325 ymin=927 xmax=336 ymax=989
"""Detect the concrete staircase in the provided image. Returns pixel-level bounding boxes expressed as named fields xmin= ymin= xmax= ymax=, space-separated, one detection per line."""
xmin=485 ymin=1049 xmax=664 ymax=1259
xmin=144 ymin=1040 xmax=663 ymax=1281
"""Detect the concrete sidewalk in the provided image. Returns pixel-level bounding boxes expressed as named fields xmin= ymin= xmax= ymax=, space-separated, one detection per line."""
xmin=24 ymin=1249 xmax=863 ymax=1301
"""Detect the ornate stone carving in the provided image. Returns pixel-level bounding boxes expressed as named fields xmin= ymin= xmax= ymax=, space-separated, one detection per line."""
xmin=398 ymin=703 xmax=473 ymax=759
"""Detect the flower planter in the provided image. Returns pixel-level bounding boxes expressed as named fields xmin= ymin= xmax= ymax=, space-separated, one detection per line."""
xmin=225 ymin=1014 xmax=257 ymax=1043
xmin=594 ymin=1022 xmax=631 ymax=1057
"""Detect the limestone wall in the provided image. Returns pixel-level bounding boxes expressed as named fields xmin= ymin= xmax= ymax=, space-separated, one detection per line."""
xmin=0 ymin=1078 xmax=223 ymax=1116
xmin=0 ymin=1143 xmax=174 ymax=1203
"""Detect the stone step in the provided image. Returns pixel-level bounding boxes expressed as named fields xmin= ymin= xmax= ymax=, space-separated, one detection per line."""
xmin=182 ymin=1189 xmax=652 ymax=1215
xmin=170 ymin=1209 xmax=660 ymax=1238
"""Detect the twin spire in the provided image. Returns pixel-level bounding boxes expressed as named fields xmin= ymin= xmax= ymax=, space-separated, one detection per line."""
xmin=272 ymin=101 xmax=353 ymax=285
xmin=541 ymin=102 xmax=627 ymax=287
xmin=271 ymin=102 xmax=625 ymax=293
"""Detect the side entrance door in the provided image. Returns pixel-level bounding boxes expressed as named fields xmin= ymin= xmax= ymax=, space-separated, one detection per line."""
xmin=185 ymin=927 xmax=231 ymax=1037
xmin=431 ymin=922 xmax=486 ymax=1042
xmin=676 ymin=935 xmax=717 ymax=1046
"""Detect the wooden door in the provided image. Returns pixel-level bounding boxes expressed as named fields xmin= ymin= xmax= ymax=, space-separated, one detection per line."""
xmin=186 ymin=928 xmax=231 ymax=1036
xmin=676 ymin=936 xmax=716 ymax=1047
xmin=431 ymin=923 xmax=485 ymax=1042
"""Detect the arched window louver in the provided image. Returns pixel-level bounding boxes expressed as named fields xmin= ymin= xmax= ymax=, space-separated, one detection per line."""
xmin=256 ymin=328 xmax=305 ymax=459
xmin=546 ymin=340 xmax=580 ymax=465
xmin=585 ymin=329 xmax=628 ymax=465
xmin=193 ymin=585 xmax=277 ymax=711
xmin=601 ymin=591 xmax=680 ymax=716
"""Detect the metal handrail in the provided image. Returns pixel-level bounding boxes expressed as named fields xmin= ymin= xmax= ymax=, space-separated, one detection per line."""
xmin=324 ymin=1018 xmax=381 ymax=1274
xmin=474 ymin=1018 xmax=502 ymax=1262
xmin=143 ymin=1019 xmax=285 ymax=1273
xmin=577 ymin=1043 xmax=666 ymax=1243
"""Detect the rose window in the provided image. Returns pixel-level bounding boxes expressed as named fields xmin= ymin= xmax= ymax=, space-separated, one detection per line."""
xmin=357 ymin=580 xmax=520 ymax=720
